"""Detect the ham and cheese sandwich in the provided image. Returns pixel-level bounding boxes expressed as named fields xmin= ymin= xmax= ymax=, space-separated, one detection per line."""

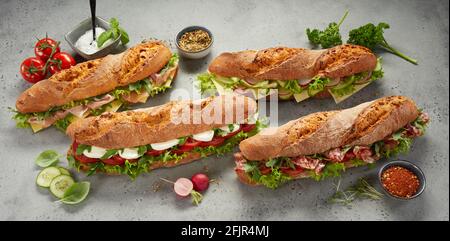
xmin=14 ymin=40 xmax=179 ymax=132
xmin=198 ymin=44 xmax=383 ymax=103
xmin=66 ymin=94 xmax=262 ymax=179
xmin=234 ymin=96 xmax=429 ymax=189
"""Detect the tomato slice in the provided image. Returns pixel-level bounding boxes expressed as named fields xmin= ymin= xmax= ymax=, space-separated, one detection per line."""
xmin=280 ymin=166 xmax=304 ymax=177
xmin=259 ymin=166 xmax=272 ymax=175
xmin=241 ymin=124 xmax=256 ymax=132
xmin=75 ymin=154 xmax=99 ymax=164
xmin=102 ymin=155 xmax=126 ymax=165
xmin=172 ymin=138 xmax=201 ymax=154
xmin=198 ymin=136 xmax=225 ymax=147
xmin=146 ymin=149 xmax=165 ymax=156
xmin=223 ymin=128 xmax=242 ymax=139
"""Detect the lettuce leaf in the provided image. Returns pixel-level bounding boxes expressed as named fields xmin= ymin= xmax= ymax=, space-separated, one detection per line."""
xmin=307 ymin=76 xmax=331 ymax=96
xmin=197 ymin=73 xmax=218 ymax=94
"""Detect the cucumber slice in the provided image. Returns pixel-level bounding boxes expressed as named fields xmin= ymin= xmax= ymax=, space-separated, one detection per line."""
xmin=49 ymin=175 xmax=75 ymax=199
xmin=36 ymin=167 xmax=61 ymax=188
xmin=58 ymin=167 xmax=70 ymax=176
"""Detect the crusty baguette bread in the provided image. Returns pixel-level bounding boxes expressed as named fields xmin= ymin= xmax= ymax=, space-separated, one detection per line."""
xmin=66 ymin=94 xmax=257 ymax=149
xmin=208 ymin=44 xmax=377 ymax=81
xmin=67 ymin=148 xmax=203 ymax=174
xmin=239 ymin=96 xmax=419 ymax=161
xmin=16 ymin=41 xmax=172 ymax=113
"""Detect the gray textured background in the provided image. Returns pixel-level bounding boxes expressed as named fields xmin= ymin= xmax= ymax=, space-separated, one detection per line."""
xmin=0 ymin=0 xmax=448 ymax=220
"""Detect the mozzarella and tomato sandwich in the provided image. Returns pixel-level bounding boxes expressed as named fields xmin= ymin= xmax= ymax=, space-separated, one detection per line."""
xmin=13 ymin=40 xmax=179 ymax=132
xmin=66 ymin=94 xmax=262 ymax=179
xmin=198 ymin=44 xmax=383 ymax=103
xmin=234 ymin=96 xmax=429 ymax=189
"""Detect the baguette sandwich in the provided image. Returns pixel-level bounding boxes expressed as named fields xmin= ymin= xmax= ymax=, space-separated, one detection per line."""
xmin=198 ymin=44 xmax=383 ymax=103
xmin=13 ymin=40 xmax=179 ymax=132
xmin=234 ymin=96 xmax=429 ymax=189
xmin=66 ymin=94 xmax=262 ymax=179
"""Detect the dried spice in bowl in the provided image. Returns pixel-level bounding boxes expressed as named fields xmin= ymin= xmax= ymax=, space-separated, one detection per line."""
xmin=178 ymin=29 xmax=212 ymax=52
xmin=381 ymin=166 xmax=420 ymax=198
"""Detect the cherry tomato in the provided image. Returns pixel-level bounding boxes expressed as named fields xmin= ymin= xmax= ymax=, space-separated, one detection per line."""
xmin=280 ymin=166 xmax=304 ymax=177
xmin=146 ymin=149 xmax=165 ymax=156
xmin=20 ymin=57 xmax=46 ymax=83
xmin=34 ymin=37 xmax=60 ymax=61
xmin=241 ymin=124 xmax=256 ymax=132
xmin=48 ymin=52 xmax=76 ymax=74
xmin=102 ymin=155 xmax=126 ymax=166
xmin=198 ymin=136 xmax=225 ymax=147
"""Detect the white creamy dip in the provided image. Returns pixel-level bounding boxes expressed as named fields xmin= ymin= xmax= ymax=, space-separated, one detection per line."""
xmin=75 ymin=27 xmax=114 ymax=54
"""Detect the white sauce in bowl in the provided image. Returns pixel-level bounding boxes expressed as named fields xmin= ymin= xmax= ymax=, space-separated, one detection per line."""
xmin=75 ymin=27 xmax=114 ymax=54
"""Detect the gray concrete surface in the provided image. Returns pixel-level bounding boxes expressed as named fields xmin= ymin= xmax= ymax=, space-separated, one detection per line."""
xmin=0 ymin=0 xmax=448 ymax=220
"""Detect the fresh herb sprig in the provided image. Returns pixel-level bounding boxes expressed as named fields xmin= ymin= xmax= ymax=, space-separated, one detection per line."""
xmin=347 ymin=22 xmax=417 ymax=65
xmin=306 ymin=10 xmax=349 ymax=48
xmin=97 ymin=18 xmax=130 ymax=48
xmin=328 ymin=178 xmax=383 ymax=206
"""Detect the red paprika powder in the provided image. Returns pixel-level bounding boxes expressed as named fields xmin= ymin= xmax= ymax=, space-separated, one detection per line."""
xmin=381 ymin=166 xmax=420 ymax=198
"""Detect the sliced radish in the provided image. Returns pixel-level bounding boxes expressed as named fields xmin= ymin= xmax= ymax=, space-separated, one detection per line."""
xmin=174 ymin=178 xmax=193 ymax=197
xmin=191 ymin=173 xmax=210 ymax=192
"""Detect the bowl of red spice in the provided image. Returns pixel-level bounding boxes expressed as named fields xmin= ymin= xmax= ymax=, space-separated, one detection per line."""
xmin=379 ymin=160 xmax=426 ymax=200
xmin=176 ymin=26 xmax=213 ymax=59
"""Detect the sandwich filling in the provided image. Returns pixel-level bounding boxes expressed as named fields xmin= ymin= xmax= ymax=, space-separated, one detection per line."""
xmin=12 ymin=54 xmax=179 ymax=132
xmin=235 ymin=112 xmax=429 ymax=189
xmin=68 ymin=119 xmax=265 ymax=179
xmin=198 ymin=58 xmax=383 ymax=103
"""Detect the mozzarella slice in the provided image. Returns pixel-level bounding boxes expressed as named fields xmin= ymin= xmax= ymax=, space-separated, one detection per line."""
xmin=192 ymin=130 xmax=215 ymax=142
xmin=219 ymin=124 xmax=241 ymax=134
xmin=150 ymin=139 xmax=180 ymax=151
xmin=83 ymin=146 xmax=107 ymax=159
xmin=119 ymin=148 xmax=142 ymax=159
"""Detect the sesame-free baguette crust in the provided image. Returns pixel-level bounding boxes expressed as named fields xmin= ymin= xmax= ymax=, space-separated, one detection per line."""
xmin=239 ymin=96 xmax=419 ymax=161
xmin=66 ymin=94 xmax=257 ymax=149
xmin=208 ymin=44 xmax=377 ymax=81
xmin=16 ymin=41 xmax=172 ymax=113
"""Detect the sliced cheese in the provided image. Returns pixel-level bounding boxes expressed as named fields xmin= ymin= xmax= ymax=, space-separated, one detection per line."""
xmin=30 ymin=123 xmax=44 ymax=133
xmin=329 ymin=82 xmax=372 ymax=104
xmin=218 ymin=124 xmax=241 ymax=136
xmin=293 ymin=91 xmax=311 ymax=103
xmin=192 ymin=130 xmax=215 ymax=142
xmin=105 ymin=100 xmax=123 ymax=113
xmin=150 ymin=139 xmax=180 ymax=151
xmin=119 ymin=148 xmax=142 ymax=159
xmin=211 ymin=79 xmax=232 ymax=95
xmin=83 ymin=146 xmax=107 ymax=159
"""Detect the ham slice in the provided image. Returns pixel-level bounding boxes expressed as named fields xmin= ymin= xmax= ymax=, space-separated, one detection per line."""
xmin=150 ymin=64 xmax=178 ymax=86
xmin=325 ymin=148 xmax=345 ymax=162
xmin=27 ymin=94 xmax=115 ymax=127
xmin=292 ymin=156 xmax=320 ymax=170
xmin=28 ymin=110 xmax=70 ymax=128
xmin=353 ymin=146 xmax=375 ymax=163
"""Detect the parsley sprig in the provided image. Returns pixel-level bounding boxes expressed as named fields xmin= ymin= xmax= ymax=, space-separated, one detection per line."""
xmin=306 ymin=10 xmax=349 ymax=48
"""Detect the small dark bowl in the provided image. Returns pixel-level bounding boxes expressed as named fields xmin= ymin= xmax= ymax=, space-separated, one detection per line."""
xmin=378 ymin=160 xmax=426 ymax=200
xmin=65 ymin=16 xmax=121 ymax=60
xmin=175 ymin=26 xmax=213 ymax=59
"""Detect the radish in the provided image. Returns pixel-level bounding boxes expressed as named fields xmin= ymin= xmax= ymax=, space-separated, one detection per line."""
xmin=173 ymin=178 xmax=193 ymax=197
xmin=191 ymin=173 xmax=210 ymax=192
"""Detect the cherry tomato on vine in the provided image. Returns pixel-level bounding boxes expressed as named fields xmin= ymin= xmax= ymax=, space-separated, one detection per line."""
xmin=20 ymin=57 xmax=46 ymax=83
xmin=34 ymin=37 xmax=60 ymax=61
